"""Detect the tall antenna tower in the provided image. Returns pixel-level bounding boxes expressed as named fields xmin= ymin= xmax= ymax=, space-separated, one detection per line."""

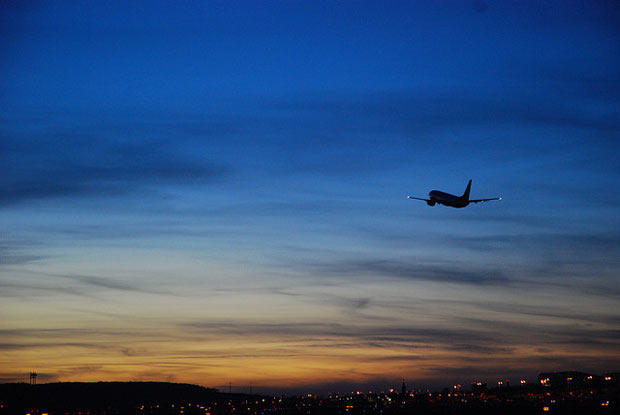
xmin=30 ymin=371 xmax=37 ymax=385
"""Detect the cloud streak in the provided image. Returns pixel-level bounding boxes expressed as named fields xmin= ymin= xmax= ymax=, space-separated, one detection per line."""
xmin=1 ymin=128 xmax=227 ymax=206
xmin=290 ymin=257 xmax=509 ymax=286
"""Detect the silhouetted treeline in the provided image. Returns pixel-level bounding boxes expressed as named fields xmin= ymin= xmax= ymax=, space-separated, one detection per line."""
xmin=0 ymin=381 xmax=228 ymax=412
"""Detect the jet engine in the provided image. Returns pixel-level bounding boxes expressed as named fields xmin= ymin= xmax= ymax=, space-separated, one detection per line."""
xmin=426 ymin=201 xmax=436 ymax=206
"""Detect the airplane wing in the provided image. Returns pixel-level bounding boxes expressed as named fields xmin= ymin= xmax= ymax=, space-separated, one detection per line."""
xmin=469 ymin=197 xmax=502 ymax=203
xmin=407 ymin=196 xmax=431 ymax=202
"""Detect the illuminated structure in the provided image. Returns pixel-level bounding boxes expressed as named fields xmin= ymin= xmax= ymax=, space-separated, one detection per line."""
xmin=538 ymin=371 xmax=590 ymax=388
xmin=471 ymin=381 xmax=487 ymax=393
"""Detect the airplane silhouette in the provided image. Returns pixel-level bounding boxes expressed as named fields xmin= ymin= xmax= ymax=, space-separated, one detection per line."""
xmin=407 ymin=180 xmax=501 ymax=208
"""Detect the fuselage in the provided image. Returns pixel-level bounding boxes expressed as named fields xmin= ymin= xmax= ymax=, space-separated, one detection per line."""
xmin=428 ymin=190 xmax=469 ymax=208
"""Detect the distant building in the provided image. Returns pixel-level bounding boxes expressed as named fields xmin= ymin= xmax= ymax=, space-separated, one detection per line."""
xmin=537 ymin=371 xmax=591 ymax=388
xmin=603 ymin=372 xmax=619 ymax=386
xmin=471 ymin=381 xmax=487 ymax=393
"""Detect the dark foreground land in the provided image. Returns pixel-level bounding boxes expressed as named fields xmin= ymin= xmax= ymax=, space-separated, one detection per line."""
xmin=1 ymin=380 xmax=618 ymax=415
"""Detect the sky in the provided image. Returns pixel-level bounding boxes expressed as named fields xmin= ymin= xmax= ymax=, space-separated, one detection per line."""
xmin=1 ymin=0 xmax=620 ymax=395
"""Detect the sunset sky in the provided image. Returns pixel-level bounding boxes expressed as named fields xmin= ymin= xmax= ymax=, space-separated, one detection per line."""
xmin=2 ymin=0 xmax=620 ymax=394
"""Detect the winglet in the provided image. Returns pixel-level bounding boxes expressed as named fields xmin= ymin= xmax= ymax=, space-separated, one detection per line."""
xmin=462 ymin=179 xmax=472 ymax=200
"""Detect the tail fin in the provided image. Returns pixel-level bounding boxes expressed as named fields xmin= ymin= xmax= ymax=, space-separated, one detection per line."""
xmin=462 ymin=179 xmax=472 ymax=200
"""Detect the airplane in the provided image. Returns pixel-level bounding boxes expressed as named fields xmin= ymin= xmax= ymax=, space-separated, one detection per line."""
xmin=407 ymin=180 xmax=501 ymax=208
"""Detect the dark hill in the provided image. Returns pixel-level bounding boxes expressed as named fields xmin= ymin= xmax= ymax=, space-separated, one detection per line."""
xmin=0 ymin=381 xmax=235 ymax=412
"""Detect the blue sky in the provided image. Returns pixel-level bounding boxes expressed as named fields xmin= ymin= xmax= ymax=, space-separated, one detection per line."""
xmin=1 ymin=0 xmax=620 ymax=393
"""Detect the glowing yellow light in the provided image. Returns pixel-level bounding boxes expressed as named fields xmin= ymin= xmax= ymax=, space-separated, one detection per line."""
xmin=543 ymin=406 xmax=550 ymax=411
xmin=605 ymin=376 xmax=612 ymax=381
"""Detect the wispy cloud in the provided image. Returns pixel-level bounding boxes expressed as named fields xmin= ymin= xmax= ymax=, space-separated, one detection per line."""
xmin=4 ymin=72 xmax=618 ymax=209
xmin=0 ymin=240 xmax=45 ymax=266
xmin=291 ymin=257 xmax=509 ymax=286
xmin=0 ymin=269 xmax=177 ymax=299
xmin=1 ymin=124 xmax=228 ymax=206
xmin=51 ymin=273 xmax=163 ymax=294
